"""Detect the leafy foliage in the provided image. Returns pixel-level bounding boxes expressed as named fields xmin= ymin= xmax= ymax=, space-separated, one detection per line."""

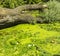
xmin=0 ymin=0 xmax=24 ymax=8
xmin=0 ymin=0 xmax=43 ymax=8
xmin=42 ymin=0 xmax=60 ymax=23
xmin=0 ymin=0 xmax=50 ymax=8
xmin=24 ymin=0 xmax=42 ymax=4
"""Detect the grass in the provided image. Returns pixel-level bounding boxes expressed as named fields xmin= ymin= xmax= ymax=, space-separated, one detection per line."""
xmin=0 ymin=23 xmax=60 ymax=56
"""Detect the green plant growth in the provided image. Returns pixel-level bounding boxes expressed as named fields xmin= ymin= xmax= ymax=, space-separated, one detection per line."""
xmin=0 ymin=23 xmax=60 ymax=56
xmin=0 ymin=0 xmax=44 ymax=8
xmin=41 ymin=0 xmax=60 ymax=23
xmin=0 ymin=0 xmax=24 ymax=8
xmin=24 ymin=0 xmax=42 ymax=4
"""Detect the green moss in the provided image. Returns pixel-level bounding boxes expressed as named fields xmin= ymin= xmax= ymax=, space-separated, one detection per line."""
xmin=0 ymin=23 xmax=60 ymax=56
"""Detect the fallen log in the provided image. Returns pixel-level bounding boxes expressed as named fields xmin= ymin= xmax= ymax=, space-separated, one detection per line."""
xmin=0 ymin=4 xmax=47 ymax=29
xmin=0 ymin=14 xmax=44 ymax=29
xmin=0 ymin=4 xmax=47 ymax=16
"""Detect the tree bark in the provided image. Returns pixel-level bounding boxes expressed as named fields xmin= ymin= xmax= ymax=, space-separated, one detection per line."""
xmin=0 ymin=4 xmax=47 ymax=16
xmin=0 ymin=4 xmax=47 ymax=29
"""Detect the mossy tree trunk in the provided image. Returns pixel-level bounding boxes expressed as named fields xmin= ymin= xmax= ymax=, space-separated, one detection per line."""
xmin=0 ymin=4 xmax=47 ymax=29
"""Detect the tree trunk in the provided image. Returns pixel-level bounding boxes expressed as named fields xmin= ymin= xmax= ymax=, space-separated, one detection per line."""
xmin=0 ymin=4 xmax=47 ymax=29
xmin=0 ymin=4 xmax=47 ymax=16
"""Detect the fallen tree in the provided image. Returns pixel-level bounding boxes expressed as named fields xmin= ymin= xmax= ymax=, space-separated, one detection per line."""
xmin=0 ymin=4 xmax=47 ymax=29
